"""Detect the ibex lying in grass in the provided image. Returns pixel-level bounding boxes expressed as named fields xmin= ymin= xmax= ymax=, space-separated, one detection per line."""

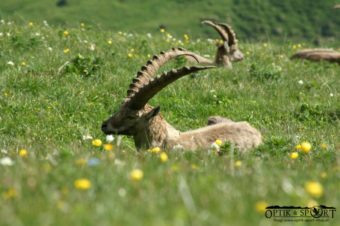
xmin=101 ymin=48 xmax=262 ymax=152
xmin=291 ymin=48 xmax=340 ymax=64
xmin=185 ymin=20 xmax=244 ymax=68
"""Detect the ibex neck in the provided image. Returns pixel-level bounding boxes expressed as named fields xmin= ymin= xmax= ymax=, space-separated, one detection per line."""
xmin=133 ymin=104 xmax=180 ymax=150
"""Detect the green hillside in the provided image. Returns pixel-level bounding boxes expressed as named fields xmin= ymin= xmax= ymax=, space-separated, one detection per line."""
xmin=1 ymin=0 xmax=340 ymax=43
xmin=0 ymin=17 xmax=339 ymax=226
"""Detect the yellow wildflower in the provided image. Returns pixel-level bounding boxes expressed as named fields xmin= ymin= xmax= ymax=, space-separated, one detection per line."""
xmin=21 ymin=61 xmax=27 ymax=66
xmin=215 ymin=39 xmax=224 ymax=46
xmin=103 ymin=143 xmax=113 ymax=151
xmin=63 ymin=48 xmax=70 ymax=54
xmin=75 ymin=158 xmax=87 ymax=166
xmin=320 ymin=143 xmax=328 ymax=150
xmin=127 ymin=53 xmax=133 ymax=58
xmin=28 ymin=22 xmax=34 ymax=27
xmin=92 ymin=139 xmax=102 ymax=147
xmin=2 ymin=188 xmax=17 ymax=200
xmin=320 ymin=172 xmax=327 ymax=179
xmin=255 ymin=201 xmax=268 ymax=214
xmin=235 ymin=160 xmax=242 ymax=167
xmin=63 ymin=30 xmax=69 ymax=37
xmin=130 ymin=169 xmax=143 ymax=181
xmin=159 ymin=152 xmax=168 ymax=162
xmin=74 ymin=178 xmax=91 ymax=190
xmin=80 ymin=23 xmax=85 ymax=27
xmin=148 ymin=147 xmax=161 ymax=154
xmin=18 ymin=149 xmax=28 ymax=157
xmin=300 ymin=142 xmax=312 ymax=153
xmin=307 ymin=199 xmax=319 ymax=208
xmin=215 ymin=139 xmax=223 ymax=146
xmin=183 ymin=34 xmax=189 ymax=41
xmin=289 ymin=152 xmax=299 ymax=159
xmin=160 ymin=28 xmax=165 ymax=33
xmin=107 ymin=39 xmax=112 ymax=45
xmin=295 ymin=144 xmax=302 ymax=151
xmin=305 ymin=181 xmax=323 ymax=198
xmin=191 ymin=164 xmax=199 ymax=170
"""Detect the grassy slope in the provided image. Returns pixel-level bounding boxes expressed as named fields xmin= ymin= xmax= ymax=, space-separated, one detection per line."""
xmin=0 ymin=21 xmax=339 ymax=226
xmin=0 ymin=0 xmax=340 ymax=43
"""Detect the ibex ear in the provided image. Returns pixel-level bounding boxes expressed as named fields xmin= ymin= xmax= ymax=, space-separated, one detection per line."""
xmin=145 ymin=106 xmax=160 ymax=120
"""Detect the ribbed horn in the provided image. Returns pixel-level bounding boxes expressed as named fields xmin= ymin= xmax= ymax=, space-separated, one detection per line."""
xmin=125 ymin=65 xmax=215 ymax=110
xmin=126 ymin=48 xmax=211 ymax=99
xmin=217 ymin=23 xmax=238 ymax=47
xmin=202 ymin=20 xmax=229 ymax=42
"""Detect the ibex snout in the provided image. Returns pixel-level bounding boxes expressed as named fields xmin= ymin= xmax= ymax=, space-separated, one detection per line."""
xmin=101 ymin=120 xmax=110 ymax=134
xmin=231 ymin=50 xmax=244 ymax=62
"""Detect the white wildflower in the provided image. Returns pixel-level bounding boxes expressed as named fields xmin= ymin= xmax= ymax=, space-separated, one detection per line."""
xmin=329 ymin=93 xmax=334 ymax=97
xmin=106 ymin=135 xmax=115 ymax=143
xmin=146 ymin=33 xmax=152 ymax=38
xmin=118 ymin=188 xmax=126 ymax=197
xmin=207 ymin=38 xmax=214 ymax=44
xmin=298 ymin=80 xmax=304 ymax=85
xmin=47 ymin=47 xmax=53 ymax=51
xmin=0 ymin=32 xmax=3 ymax=37
xmin=172 ymin=144 xmax=184 ymax=150
xmin=0 ymin=157 xmax=14 ymax=166
xmin=43 ymin=20 xmax=49 ymax=26
xmin=89 ymin=43 xmax=96 ymax=51
xmin=7 ymin=61 xmax=15 ymax=66
xmin=210 ymin=142 xmax=220 ymax=150
xmin=82 ymin=134 xmax=93 ymax=140
xmin=116 ymin=136 xmax=122 ymax=147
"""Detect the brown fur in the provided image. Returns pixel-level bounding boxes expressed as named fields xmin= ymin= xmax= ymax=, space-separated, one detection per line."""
xmin=291 ymin=49 xmax=340 ymax=64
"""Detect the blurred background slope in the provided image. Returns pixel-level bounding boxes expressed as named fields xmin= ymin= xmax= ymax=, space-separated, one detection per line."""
xmin=0 ymin=0 xmax=339 ymax=43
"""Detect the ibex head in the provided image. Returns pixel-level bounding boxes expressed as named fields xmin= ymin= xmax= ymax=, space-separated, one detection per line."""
xmin=202 ymin=20 xmax=244 ymax=66
xmin=101 ymin=48 xmax=214 ymax=137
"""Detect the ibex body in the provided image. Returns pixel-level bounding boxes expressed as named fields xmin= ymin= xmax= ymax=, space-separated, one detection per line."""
xmin=102 ymin=48 xmax=262 ymax=152
xmin=291 ymin=48 xmax=340 ymax=64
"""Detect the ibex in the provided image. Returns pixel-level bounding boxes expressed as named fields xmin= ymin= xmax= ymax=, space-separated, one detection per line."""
xmin=291 ymin=48 xmax=340 ymax=64
xmin=101 ymin=48 xmax=262 ymax=152
xmin=185 ymin=20 xmax=244 ymax=68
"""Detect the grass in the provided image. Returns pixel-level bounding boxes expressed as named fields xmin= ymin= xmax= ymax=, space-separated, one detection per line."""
xmin=0 ymin=0 xmax=340 ymax=43
xmin=0 ymin=20 xmax=339 ymax=226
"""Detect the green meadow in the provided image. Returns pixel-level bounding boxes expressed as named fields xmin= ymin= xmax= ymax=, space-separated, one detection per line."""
xmin=0 ymin=2 xmax=339 ymax=225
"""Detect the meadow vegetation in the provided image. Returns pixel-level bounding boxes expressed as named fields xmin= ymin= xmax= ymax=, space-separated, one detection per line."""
xmin=0 ymin=17 xmax=339 ymax=226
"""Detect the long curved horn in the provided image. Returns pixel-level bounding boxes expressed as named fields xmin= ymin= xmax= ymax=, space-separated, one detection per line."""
xmin=126 ymin=48 xmax=211 ymax=98
xmin=202 ymin=20 xmax=229 ymax=42
xmin=125 ymin=65 xmax=215 ymax=110
xmin=217 ymin=23 xmax=238 ymax=47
